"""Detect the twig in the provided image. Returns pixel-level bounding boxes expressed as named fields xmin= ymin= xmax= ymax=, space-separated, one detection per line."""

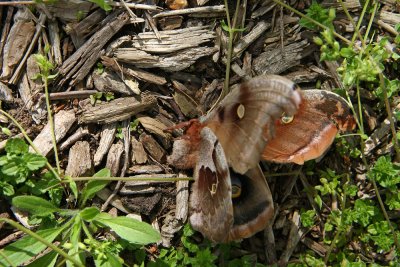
xmin=153 ymin=5 xmax=225 ymax=18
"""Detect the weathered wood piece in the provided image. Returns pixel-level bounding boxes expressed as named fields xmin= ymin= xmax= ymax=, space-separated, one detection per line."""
xmin=48 ymin=20 xmax=62 ymax=65
xmin=139 ymin=133 xmax=167 ymax=163
xmin=101 ymin=56 xmax=167 ymax=85
xmin=119 ymin=174 xmax=177 ymax=195
xmin=137 ymin=116 xmax=172 ymax=149
xmin=79 ymin=94 xmax=157 ymax=124
xmin=364 ymin=118 xmax=393 ymax=156
xmin=379 ymin=10 xmax=400 ymax=27
xmin=120 ymin=180 xmax=156 ymax=195
xmin=321 ymin=0 xmax=361 ymax=10
xmin=127 ymin=164 xmax=164 ymax=174
xmin=9 ymin=13 xmax=46 ymax=85
xmin=106 ymin=142 xmax=124 ymax=177
xmin=112 ymin=26 xmax=217 ymax=71
xmin=0 ymin=81 xmax=13 ymax=102
xmin=94 ymin=122 xmax=117 ymax=166
xmin=253 ymin=39 xmax=312 ymax=75
xmin=232 ymin=21 xmax=271 ymax=59
xmin=65 ymin=9 xmax=106 ymax=48
xmin=57 ymin=10 xmax=130 ymax=89
xmin=1 ymin=8 xmax=35 ymax=80
xmin=279 ymin=211 xmax=304 ymax=265
xmin=65 ymin=141 xmax=94 ymax=177
xmin=59 ymin=127 xmax=90 ymax=151
xmin=115 ymin=46 xmax=217 ymax=71
xmin=19 ymin=55 xmax=41 ymax=110
xmin=96 ymin=187 xmax=131 ymax=213
xmin=30 ymin=110 xmax=76 ymax=156
xmin=131 ymin=137 xmax=148 ymax=164
xmin=158 ymin=16 xmax=183 ymax=30
xmin=175 ymin=179 xmax=189 ymax=221
xmin=118 ymin=26 xmax=215 ymax=53
xmin=0 ymin=7 xmax=14 ymax=72
xmin=93 ymin=69 xmax=135 ymax=96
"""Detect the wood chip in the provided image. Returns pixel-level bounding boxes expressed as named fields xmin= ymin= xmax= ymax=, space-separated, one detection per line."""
xmin=96 ymin=187 xmax=131 ymax=214
xmin=106 ymin=142 xmax=124 ymax=177
xmin=1 ymin=8 xmax=35 ymax=80
xmin=175 ymin=178 xmax=189 ymax=222
xmin=79 ymin=94 xmax=157 ymax=124
xmin=93 ymin=69 xmax=135 ymax=96
xmin=131 ymin=136 xmax=148 ymax=165
xmin=57 ymin=10 xmax=130 ymax=89
xmin=127 ymin=164 xmax=164 ymax=174
xmin=0 ymin=81 xmax=13 ymax=102
xmin=65 ymin=141 xmax=94 ymax=177
xmin=30 ymin=109 xmax=76 ymax=156
xmin=137 ymin=116 xmax=172 ymax=149
xmin=253 ymin=39 xmax=312 ymax=75
xmin=139 ymin=133 xmax=167 ymax=163
xmin=94 ymin=122 xmax=117 ymax=166
xmin=364 ymin=118 xmax=393 ymax=156
xmin=65 ymin=8 xmax=106 ymax=48
xmin=101 ymin=56 xmax=167 ymax=85
xmin=112 ymin=26 xmax=217 ymax=71
xmin=279 ymin=211 xmax=304 ymax=264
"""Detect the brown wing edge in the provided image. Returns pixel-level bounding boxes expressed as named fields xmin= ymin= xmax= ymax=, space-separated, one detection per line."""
xmin=228 ymin=165 xmax=274 ymax=241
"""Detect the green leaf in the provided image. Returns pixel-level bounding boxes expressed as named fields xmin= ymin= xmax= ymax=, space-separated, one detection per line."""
xmin=23 ymin=153 xmax=47 ymax=171
xmin=88 ymin=0 xmax=112 ymax=11
xmin=80 ymin=168 xmax=111 ymax=207
xmin=0 ymin=181 xmax=15 ymax=196
xmin=0 ymin=227 xmax=64 ymax=266
xmin=0 ymin=155 xmax=8 ymax=165
xmin=65 ymin=175 xmax=78 ymax=200
xmin=340 ymin=47 xmax=355 ymax=58
xmin=80 ymin=207 xmax=100 ymax=221
xmin=314 ymin=195 xmax=322 ymax=209
xmin=93 ymin=213 xmax=161 ymax=244
xmin=220 ymin=20 xmax=230 ymax=32
xmin=26 ymin=250 xmax=58 ymax=267
xmin=299 ymin=2 xmax=334 ymax=30
xmin=5 ymin=138 xmax=28 ymax=155
xmin=1 ymin=127 xmax=11 ymax=136
xmin=301 ymin=210 xmax=316 ymax=228
xmin=12 ymin=196 xmax=60 ymax=216
xmin=2 ymin=160 xmax=22 ymax=177
xmin=94 ymin=252 xmax=123 ymax=267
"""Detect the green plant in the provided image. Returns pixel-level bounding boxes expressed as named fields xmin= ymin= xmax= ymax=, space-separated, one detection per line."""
xmin=90 ymin=92 xmax=115 ymax=105
xmin=0 ymin=168 xmax=160 ymax=267
xmin=33 ymin=52 xmax=62 ymax=175
xmin=0 ymin=138 xmax=57 ymax=198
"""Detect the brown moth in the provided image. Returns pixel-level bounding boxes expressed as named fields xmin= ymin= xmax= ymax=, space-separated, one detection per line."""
xmin=168 ymin=75 xmax=355 ymax=242
xmin=168 ymin=75 xmax=301 ymax=242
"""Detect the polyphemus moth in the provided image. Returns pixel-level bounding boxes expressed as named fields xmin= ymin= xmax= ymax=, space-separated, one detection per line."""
xmin=167 ymin=75 xmax=355 ymax=243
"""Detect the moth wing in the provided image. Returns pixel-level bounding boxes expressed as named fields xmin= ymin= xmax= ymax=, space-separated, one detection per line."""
xmin=262 ymin=90 xmax=356 ymax=164
xmin=228 ymin=165 xmax=274 ymax=241
xmin=189 ymin=127 xmax=233 ymax=243
xmin=203 ymin=75 xmax=301 ymax=174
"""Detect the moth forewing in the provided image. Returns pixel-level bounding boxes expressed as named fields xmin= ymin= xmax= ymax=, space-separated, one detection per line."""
xmin=202 ymin=75 xmax=302 ymax=175
xmin=189 ymin=127 xmax=234 ymax=243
